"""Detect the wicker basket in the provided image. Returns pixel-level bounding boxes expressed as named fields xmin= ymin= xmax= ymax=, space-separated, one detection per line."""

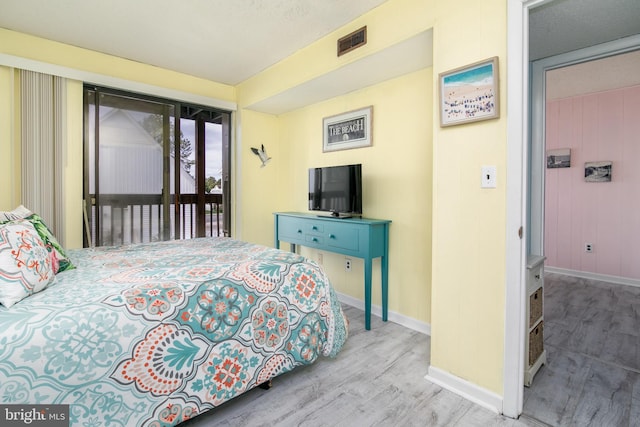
xmin=529 ymin=287 xmax=543 ymax=327
xmin=528 ymin=321 xmax=544 ymax=366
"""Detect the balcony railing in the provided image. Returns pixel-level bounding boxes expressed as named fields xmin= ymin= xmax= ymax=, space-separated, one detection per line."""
xmin=88 ymin=193 xmax=224 ymax=247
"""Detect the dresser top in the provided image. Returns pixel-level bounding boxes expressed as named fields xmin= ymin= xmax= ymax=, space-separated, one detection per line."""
xmin=274 ymin=212 xmax=391 ymax=225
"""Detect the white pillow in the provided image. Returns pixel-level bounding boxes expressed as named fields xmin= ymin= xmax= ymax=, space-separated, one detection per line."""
xmin=0 ymin=205 xmax=33 ymax=222
xmin=0 ymin=220 xmax=56 ymax=307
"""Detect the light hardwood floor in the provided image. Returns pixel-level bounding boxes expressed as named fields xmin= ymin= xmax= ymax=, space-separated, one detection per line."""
xmin=183 ymin=305 xmax=546 ymax=427
xmin=523 ymin=273 xmax=640 ymax=427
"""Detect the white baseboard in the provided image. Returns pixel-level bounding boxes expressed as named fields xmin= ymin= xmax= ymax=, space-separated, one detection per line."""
xmin=336 ymin=292 xmax=431 ymax=336
xmin=545 ymin=266 xmax=640 ymax=288
xmin=425 ymin=366 xmax=503 ymax=414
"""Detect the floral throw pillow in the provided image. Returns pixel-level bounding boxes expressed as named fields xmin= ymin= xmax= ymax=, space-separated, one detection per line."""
xmin=25 ymin=213 xmax=75 ymax=273
xmin=0 ymin=220 xmax=56 ymax=307
xmin=0 ymin=206 xmax=74 ymax=273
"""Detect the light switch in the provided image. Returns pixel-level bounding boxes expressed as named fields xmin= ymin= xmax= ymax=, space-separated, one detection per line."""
xmin=481 ymin=166 xmax=497 ymax=188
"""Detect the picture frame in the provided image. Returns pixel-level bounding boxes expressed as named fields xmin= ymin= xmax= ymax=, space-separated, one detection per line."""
xmin=439 ymin=57 xmax=499 ymax=127
xmin=584 ymin=161 xmax=612 ymax=182
xmin=546 ymin=148 xmax=571 ymax=168
xmin=323 ymin=106 xmax=373 ymax=152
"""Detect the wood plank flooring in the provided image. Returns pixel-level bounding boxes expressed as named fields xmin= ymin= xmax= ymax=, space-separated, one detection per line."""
xmin=179 ymin=273 xmax=640 ymax=426
xmin=183 ymin=305 xmax=546 ymax=427
xmin=523 ymin=273 xmax=640 ymax=427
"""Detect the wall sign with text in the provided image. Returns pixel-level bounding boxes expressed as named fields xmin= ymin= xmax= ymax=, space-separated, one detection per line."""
xmin=323 ymin=106 xmax=373 ymax=152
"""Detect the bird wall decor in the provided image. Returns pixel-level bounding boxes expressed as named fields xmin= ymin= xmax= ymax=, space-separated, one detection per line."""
xmin=250 ymin=144 xmax=271 ymax=167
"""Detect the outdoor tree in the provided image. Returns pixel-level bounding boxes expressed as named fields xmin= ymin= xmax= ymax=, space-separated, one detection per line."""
xmin=141 ymin=114 xmax=194 ymax=172
xmin=205 ymin=176 xmax=221 ymax=193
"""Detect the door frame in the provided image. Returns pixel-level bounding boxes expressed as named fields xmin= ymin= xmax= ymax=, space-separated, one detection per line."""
xmin=529 ymin=35 xmax=640 ymax=255
xmin=83 ymin=86 xmax=232 ymax=245
xmin=504 ymin=0 xmax=640 ymax=418
xmin=504 ymin=0 xmax=535 ymax=417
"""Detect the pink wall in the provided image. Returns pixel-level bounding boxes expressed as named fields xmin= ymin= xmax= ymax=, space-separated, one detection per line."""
xmin=544 ymin=84 xmax=640 ymax=280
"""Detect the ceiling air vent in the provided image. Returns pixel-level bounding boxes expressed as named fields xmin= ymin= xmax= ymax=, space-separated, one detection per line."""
xmin=337 ymin=26 xmax=367 ymax=57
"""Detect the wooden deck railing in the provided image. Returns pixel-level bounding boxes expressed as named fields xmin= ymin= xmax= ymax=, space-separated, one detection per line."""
xmin=89 ymin=193 xmax=223 ymax=246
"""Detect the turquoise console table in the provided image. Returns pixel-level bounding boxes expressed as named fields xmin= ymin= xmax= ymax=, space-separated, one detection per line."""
xmin=274 ymin=212 xmax=391 ymax=330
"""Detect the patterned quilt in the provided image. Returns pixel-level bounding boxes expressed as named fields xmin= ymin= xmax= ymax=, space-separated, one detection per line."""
xmin=0 ymin=237 xmax=348 ymax=426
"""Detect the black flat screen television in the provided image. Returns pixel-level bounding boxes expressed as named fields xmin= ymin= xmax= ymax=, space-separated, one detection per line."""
xmin=308 ymin=164 xmax=362 ymax=218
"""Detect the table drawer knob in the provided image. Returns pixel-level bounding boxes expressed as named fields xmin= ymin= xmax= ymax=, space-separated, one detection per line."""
xmin=329 ymin=234 xmax=335 ymax=239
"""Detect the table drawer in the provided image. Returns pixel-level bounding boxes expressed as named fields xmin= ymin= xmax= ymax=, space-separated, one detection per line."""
xmin=277 ymin=216 xmax=306 ymax=243
xmin=325 ymin=223 xmax=360 ymax=252
xmin=305 ymin=222 xmax=324 ymax=234
xmin=304 ymin=234 xmax=322 ymax=245
xmin=527 ymin=263 xmax=543 ymax=293
xmin=274 ymin=212 xmax=391 ymax=331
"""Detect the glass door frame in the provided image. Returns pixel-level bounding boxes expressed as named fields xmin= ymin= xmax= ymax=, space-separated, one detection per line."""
xmin=83 ymin=85 xmax=231 ymax=246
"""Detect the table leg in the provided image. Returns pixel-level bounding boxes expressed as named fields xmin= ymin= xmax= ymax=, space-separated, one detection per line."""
xmin=364 ymin=257 xmax=372 ymax=330
xmin=382 ymin=255 xmax=388 ymax=322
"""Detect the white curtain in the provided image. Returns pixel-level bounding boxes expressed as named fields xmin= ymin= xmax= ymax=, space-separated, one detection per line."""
xmin=20 ymin=70 xmax=67 ymax=243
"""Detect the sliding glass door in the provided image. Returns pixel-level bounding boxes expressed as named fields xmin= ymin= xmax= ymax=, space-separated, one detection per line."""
xmin=178 ymin=107 xmax=231 ymax=239
xmin=83 ymin=86 xmax=231 ymax=247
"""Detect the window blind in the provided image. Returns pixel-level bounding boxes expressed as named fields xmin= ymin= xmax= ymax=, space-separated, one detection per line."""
xmin=20 ymin=70 xmax=66 ymax=244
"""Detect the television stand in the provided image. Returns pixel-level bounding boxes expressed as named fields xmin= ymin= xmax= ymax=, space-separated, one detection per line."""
xmin=274 ymin=212 xmax=391 ymax=330
xmin=324 ymin=212 xmax=356 ymax=219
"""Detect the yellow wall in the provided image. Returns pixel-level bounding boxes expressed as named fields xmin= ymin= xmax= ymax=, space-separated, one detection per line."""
xmin=236 ymin=0 xmax=437 ymax=327
xmin=238 ymin=0 xmax=436 ymax=109
xmin=431 ymin=0 xmax=507 ymax=393
xmin=0 ymin=28 xmax=235 ymax=103
xmin=237 ymin=0 xmax=508 ymax=396
xmin=0 ymin=0 xmax=510 ymax=399
xmin=0 ymin=28 xmax=236 ymax=248
xmin=0 ymin=66 xmax=19 ymax=210
xmin=235 ymin=109 xmax=281 ymax=244
xmin=282 ymin=69 xmax=433 ymax=322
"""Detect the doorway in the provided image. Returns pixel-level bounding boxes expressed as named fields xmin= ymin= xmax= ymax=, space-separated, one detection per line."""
xmin=504 ymin=0 xmax=640 ymax=418
xmin=178 ymin=106 xmax=231 ymax=239
xmin=523 ymin=40 xmax=640 ymax=426
xmin=83 ymin=86 xmax=231 ymax=247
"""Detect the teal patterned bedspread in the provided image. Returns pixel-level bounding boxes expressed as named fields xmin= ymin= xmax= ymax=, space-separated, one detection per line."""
xmin=0 ymin=237 xmax=348 ymax=426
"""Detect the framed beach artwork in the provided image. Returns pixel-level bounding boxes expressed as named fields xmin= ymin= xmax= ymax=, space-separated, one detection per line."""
xmin=439 ymin=57 xmax=499 ymax=127
xmin=323 ymin=106 xmax=373 ymax=152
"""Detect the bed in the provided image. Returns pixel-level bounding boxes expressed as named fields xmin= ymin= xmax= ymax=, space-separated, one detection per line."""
xmin=0 ymin=209 xmax=348 ymax=426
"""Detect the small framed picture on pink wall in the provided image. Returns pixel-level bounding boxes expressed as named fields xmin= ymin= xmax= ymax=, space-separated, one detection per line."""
xmin=584 ymin=161 xmax=612 ymax=182
xmin=546 ymin=148 xmax=571 ymax=168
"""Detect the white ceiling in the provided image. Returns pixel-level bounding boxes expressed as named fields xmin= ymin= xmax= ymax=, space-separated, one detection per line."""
xmin=529 ymin=0 xmax=640 ymax=61
xmin=1 ymin=0 xmax=638 ymax=113
xmin=0 ymin=0 xmax=389 ymax=86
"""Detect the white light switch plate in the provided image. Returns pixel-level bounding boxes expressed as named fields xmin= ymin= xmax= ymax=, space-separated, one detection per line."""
xmin=481 ymin=166 xmax=497 ymax=188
